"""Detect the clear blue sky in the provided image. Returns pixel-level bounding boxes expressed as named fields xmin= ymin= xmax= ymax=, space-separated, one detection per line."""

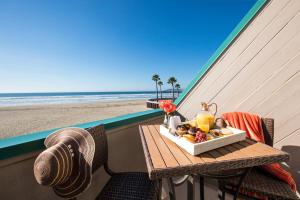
xmin=0 ymin=0 xmax=256 ymax=93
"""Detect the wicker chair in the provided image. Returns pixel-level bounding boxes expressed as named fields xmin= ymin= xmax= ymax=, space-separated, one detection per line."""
xmin=86 ymin=125 xmax=160 ymax=200
xmin=217 ymin=118 xmax=299 ymax=200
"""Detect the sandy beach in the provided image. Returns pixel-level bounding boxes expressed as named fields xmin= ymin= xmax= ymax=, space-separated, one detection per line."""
xmin=0 ymin=100 xmax=149 ymax=139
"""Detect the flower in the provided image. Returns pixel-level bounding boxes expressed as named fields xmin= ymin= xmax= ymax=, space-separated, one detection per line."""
xmin=159 ymin=100 xmax=176 ymax=114
xmin=159 ymin=100 xmax=172 ymax=109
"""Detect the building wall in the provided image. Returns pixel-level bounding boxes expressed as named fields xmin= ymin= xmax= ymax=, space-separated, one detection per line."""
xmin=177 ymin=0 xmax=300 ymax=190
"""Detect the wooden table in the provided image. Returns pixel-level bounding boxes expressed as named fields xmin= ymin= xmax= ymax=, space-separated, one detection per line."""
xmin=139 ymin=124 xmax=289 ymax=199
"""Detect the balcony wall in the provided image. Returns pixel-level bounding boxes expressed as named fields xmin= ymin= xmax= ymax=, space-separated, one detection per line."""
xmin=177 ymin=0 xmax=300 ymax=191
xmin=0 ymin=116 xmax=162 ymax=200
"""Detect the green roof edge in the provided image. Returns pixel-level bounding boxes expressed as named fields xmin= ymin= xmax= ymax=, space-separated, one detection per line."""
xmin=0 ymin=0 xmax=267 ymax=160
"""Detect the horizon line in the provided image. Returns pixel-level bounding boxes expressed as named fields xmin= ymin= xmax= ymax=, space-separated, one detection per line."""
xmin=0 ymin=89 xmax=184 ymax=94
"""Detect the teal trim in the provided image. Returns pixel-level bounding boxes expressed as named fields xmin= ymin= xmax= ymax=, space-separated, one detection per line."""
xmin=174 ymin=0 xmax=268 ymax=105
xmin=0 ymin=109 xmax=163 ymax=160
xmin=0 ymin=0 xmax=267 ymax=160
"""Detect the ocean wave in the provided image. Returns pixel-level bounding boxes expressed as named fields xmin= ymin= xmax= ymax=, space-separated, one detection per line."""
xmin=0 ymin=92 xmax=175 ymax=107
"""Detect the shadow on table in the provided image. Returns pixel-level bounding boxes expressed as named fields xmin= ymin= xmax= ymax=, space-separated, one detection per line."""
xmin=281 ymin=145 xmax=300 ymax=192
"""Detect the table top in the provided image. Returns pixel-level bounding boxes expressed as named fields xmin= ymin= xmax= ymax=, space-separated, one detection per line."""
xmin=139 ymin=124 xmax=289 ymax=180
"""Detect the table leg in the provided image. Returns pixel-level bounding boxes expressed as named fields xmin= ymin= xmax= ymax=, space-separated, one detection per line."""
xmin=198 ymin=167 xmax=253 ymax=200
xmin=158 ymin=179 xmax=162 ymax=200
xmin=168 ymin=178 xmax=176 ymax=200
xmin=167 ymin=175 xmax=191 ymax=200
xmin=218 ymin=187 xmax=225 ymax=200
xmin=187 ymin=177 xmax=194 ymax=200
xmin=232 ymin=168 xmax=252 ymax=200
xmin=199 ymin=176 xmax=205 ymax=200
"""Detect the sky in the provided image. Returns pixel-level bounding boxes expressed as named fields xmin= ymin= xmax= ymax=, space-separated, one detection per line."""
xmin=0 ymin=0 xmax=256 ymax=93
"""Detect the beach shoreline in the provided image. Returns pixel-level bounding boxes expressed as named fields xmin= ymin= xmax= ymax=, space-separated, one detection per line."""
xmin=0 ymin=99 xmax=149 ymax=139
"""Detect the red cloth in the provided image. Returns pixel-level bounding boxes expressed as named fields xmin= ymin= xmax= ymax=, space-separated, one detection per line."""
xmin=222 ymin=112 xmax=296 ymax=192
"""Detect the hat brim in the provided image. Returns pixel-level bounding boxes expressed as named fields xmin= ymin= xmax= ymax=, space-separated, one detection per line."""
xmin=45 ymin=127 xmax=95 ymax=199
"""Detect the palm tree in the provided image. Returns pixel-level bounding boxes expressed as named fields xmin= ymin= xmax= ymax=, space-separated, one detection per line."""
xmin=167 ymin=76 xmax=177 ymax=101
xmin=152 ymin=74 xmax=160 ymax=101
xmin=175 ymin=83 xmax=181 ymax=97
xmin=158 ymin=81 xmax=163 ymax=99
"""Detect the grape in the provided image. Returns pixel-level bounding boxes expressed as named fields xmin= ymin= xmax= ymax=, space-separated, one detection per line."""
xmin=195 ymin=131 xmax=207 ymax=143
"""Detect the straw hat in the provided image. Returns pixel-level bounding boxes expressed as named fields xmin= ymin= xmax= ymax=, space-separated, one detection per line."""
xmin=34 ymin=127 xmax=95 ymax=199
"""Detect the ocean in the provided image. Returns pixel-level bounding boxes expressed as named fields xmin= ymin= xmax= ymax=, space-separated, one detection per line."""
xmin=0 ymin=91 xmax=175 ymax=107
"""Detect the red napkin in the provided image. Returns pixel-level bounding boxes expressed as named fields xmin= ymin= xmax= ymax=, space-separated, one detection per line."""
xmin=222 ymin=112 xmax=296 ymax=192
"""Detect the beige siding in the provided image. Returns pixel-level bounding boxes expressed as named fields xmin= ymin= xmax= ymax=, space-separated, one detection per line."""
xmin=178 ymin=0 xmax=300 ymax=190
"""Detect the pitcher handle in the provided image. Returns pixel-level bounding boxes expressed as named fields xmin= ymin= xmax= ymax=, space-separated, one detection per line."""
xmin=209 ymin=103 xmax=218 ymax=116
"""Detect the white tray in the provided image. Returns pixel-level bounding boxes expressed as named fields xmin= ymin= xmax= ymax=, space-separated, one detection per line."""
xmin=160 ymin=125 xmax=246 ymax=155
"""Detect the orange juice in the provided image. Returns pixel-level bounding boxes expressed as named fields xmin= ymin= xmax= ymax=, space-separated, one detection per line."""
xmin=196 ymin=102 xmax=217 ymax=132
xmin=198 ymin=123 xmax=210 ymax=133
xmin=196 ymin=113 xmax=215 ymax=132
xmin=207 ymin=114 xmax=215 ymax=129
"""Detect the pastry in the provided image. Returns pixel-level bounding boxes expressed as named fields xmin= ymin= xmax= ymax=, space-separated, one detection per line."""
xmin=188 ymin=127 xmax=198 ymax=135
xmin=181 ymin=134 xmax=195 ymax=143
xmin=210 ymin=129 xmax=223 ymax=137
xmin=221 ymin=128 xmax=233 ymax=135
xmin=176 ymin=125 xmax=187 ymax=136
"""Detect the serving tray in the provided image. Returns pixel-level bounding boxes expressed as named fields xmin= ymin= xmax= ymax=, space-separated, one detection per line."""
xmin=159 ymin=125 xmax=246 ymax=155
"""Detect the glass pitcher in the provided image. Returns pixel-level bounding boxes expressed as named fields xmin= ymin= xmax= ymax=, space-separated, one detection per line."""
xmin=196 ymin=102 xmax=217 ymax=132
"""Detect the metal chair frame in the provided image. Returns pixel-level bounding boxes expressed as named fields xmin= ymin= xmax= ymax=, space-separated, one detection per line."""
xmin=195 ymin=118 xmax=275 ymax=200
xmin=86 ymin=125 xmax=160 ymax=200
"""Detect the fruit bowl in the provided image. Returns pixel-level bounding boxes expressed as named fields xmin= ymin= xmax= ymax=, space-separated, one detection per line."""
xmin=159 ymin=125 xmax=246 ymax=155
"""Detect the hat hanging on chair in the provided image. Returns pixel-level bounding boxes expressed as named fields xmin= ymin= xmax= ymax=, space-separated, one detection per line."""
xmin=34 ymin=127 xmax=95 ymax=199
